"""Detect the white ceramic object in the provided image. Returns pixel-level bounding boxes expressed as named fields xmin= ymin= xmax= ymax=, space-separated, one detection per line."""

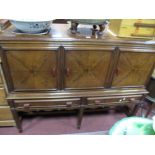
xmin=10 ymin=20 xmax=52 ymax=34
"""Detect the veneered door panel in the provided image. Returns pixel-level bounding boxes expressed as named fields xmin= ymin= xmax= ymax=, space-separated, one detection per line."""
xmin=112 ymin=52 xmax=155 ymax=87
xmin=65 ymin=50 xmax=112 ymax=89
xmin=5 ymin=50 xmax=57 ymax=90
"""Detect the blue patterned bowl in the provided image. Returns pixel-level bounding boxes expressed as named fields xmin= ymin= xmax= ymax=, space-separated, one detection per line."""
xmin=10 ymin=20 xmax=52 ymax=34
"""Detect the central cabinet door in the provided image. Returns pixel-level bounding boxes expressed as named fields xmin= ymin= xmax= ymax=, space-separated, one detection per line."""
xmin=64 ymin=48 xmax=112 ymax=89
xmin=5 ymin=50 xmax=57 ymax=91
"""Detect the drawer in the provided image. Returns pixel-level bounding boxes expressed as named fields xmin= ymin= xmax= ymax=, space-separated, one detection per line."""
xmin=14 ymin=98 xmax=81 ymax=111
xmin=87 ymin=95 xmax=142 ymax=106
xmin=0 ymin=106 xmax=13 ymax=120
xmin=0 ymin=88 xmax=7 ymax=105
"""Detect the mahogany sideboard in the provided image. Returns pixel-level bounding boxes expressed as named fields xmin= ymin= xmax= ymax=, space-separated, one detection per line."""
xmin=0 ymin=24 xmax=155 ymax=132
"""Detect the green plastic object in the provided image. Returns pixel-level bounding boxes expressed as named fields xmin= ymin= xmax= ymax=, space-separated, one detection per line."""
xmin=109 ymin=116 xmax=155 ymax=135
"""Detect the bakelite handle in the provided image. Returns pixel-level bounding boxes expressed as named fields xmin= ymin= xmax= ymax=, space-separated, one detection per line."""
xmin=66 ymin=101 xmax=73 ymax=107
xmin=94 ymin=100 xmax=101 ymax=104
xmin=66 ymin=67 xmax=71 ymax=77
xmin=130 ymin=98 xmax=136 ymax=101
xmin=23 ymin=104 xmax=30 ymax=111
xmin=52 ymin=67 xmax=57 ymax=77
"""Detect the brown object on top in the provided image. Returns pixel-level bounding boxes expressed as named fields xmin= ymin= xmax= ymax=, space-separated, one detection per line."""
xmin=134 ymin=23 xmax=155 ymax=28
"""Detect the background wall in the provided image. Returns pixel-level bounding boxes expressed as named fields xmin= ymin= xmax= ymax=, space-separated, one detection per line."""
xmin=109 ymin=19 xmax=155 ymax=37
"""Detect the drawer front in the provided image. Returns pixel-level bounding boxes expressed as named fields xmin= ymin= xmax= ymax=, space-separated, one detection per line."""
xmin=0 ymin=88 xmax=7 ymax=105
xmin=14 ymin=98 xmax=81 ymax=110
xmin=0 ymin=106 xmax=13 ymax=120
xmin=87 ymin=95 xmax=142 ymax=107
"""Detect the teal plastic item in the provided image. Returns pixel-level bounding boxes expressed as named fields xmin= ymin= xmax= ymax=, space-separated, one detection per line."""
xmin=109 ymin=116 xmax=155 ymax=135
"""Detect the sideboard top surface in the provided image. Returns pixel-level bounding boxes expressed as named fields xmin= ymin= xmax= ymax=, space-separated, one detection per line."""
xmin=0 ymin=24 xmax=155 ymax=46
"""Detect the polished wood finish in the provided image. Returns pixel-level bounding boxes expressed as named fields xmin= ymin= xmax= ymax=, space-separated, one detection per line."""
xmin=105 ymin=47 xmax=120 ymax=87
xmin=0 ymin=24 xmax=155 ymax=132
xmin=64 ymin=49 xmax=112 ymax=89
xmin=6 ymin=87 xmax=148 ymax=100
xmin=7 ymin=100 xmax=22 ymax=132
xmin=14 ymin=98 xmax=81 ymax=110
xmin=112 ymin=52 xmax=155 ymax=87
xmin=5 ymin=50 xmax=58 ymax=91
xmin=77 ymin=97 xmax=87 ymax=129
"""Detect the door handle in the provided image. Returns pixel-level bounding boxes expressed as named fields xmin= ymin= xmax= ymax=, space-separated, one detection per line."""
xmin=65 ymin=67 xmax=71 ymax=77
xmin=51 ymin=67 xmax=57 ymax=77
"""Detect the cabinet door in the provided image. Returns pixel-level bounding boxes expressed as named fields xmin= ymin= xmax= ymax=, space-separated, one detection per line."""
xmin=64 ymin=49 xmax=112 ymax=89
xmin=112 ymin=52 xmax=155 ymax=87
xmin=4 ymin=50 xmax=57 ymax=91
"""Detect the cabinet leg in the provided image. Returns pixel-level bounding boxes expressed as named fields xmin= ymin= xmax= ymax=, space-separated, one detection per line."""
xmin=123 ymin=106 xmax=131 ymax=116
xmin=144 ymin=102 xmax=153 ymax=117
xmin=130 ymin=103 xmax=139 ymax=116
xmin=77 ymin=107 xmax=84 ymax=129
xmin=8 ymin=100 xmax=23 ymax=132
xmin=11 ymin=108 xmax=23 ymax=132
xmin=12 ymin=110 xmax=22 ymax=132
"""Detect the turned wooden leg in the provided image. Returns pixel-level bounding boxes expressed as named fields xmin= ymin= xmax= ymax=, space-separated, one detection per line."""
xmin=130 ymin=95 xmax=146 ymax=116
xmin=11 ymin=108 xmax=22 ymax=132
xmin=123 ymin=106 xmax=131 ymax=116
xmin=130 ymin=103 xmax=140 ymax=116
xmin=8 ymin=100 xmax=22 ymax=133
xmin=77 ymin=97 xmax=87 ymax=129
xmin=77 ymin=106 xmax=84 ymax=129
xmin=145 ymin=102 xmax=153 ymax=117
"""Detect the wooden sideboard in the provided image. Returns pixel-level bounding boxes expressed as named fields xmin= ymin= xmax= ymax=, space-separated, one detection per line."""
xmin=0 ymin=24 xmax=155 ymax=132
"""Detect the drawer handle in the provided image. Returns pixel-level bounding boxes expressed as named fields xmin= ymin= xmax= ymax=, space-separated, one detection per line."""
xmin=130 ymin=98 xmax=136 ymax=101
xmin=23 ymin=104 xmax=30 ymax=111
xmin=119 ymin=98 xmax=126 ymax=102
xmin=66 ymin=101 xmax=73 ymax=106
xmin=94 ymin=100 xmax=101 ymax=104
